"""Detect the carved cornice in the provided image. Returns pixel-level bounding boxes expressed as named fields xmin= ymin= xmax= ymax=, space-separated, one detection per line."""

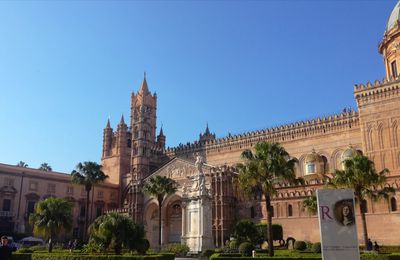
xmin=166 ymin=111 xmax=359 ymax=156
xmin=354 ymin=78 xmax=400 ymax=106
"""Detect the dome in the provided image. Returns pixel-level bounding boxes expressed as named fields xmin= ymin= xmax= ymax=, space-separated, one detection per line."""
xmin=386 ymin=1 xmax=400 ymax=32
xmin=341 ymin=147 xmax=357 ymax=162
xmin=305 ymin=151 xmax=321 ymax=163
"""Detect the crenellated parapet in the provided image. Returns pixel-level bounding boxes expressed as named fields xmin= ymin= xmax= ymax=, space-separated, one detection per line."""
xmin=166 ymin=110 xmax=359 ymax=157
xmin=354 ymin=78 xmax=400 ymax=107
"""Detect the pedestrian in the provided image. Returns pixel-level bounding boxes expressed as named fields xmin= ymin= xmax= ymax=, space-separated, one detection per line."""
xmin=72 ymin=239 xmax=78 ymax=250
xmin=0 ymin=236 xmax=14 ymax=260
xmin=367 ymin=238 xmax=373 ymax=251
xmin=68 ymin=240 xmax=73 ymax=253
xmin=374 ymin=241 xmax=380 ymax=252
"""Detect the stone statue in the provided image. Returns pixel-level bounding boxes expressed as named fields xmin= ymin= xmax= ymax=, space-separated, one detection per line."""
xmin=195 ymin=153 xmax=206 ymax=194
xmin=195 ymin=153 xmax=204 ymax=173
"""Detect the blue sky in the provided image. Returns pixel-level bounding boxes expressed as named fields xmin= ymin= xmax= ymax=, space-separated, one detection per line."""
xmin=0 ymin=0 xmax=397 ymax=173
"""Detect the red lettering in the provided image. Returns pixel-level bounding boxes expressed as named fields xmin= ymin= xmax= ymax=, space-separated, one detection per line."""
xmin=320 ymin=206 xmax=333 ymax=220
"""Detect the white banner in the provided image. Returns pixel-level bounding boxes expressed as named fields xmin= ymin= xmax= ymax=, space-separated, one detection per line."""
xmin=317 ymin=189 xmax=360 ymax=260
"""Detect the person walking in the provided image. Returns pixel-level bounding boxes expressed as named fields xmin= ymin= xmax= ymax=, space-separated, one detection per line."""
xmin=374 ymin=241 xmax=380 ymax=252
xmin=367 ymin=238 xmax=373 ymax=251
xmin=0 ymin=236 xmax=14 ymax=260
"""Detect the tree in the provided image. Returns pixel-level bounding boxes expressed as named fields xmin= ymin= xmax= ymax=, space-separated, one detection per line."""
xmin=88 ymin=212 xmax=147 ymax=254
xmin=302 ymin=195 xmax=318 ymax=215
xmin=232 ymin=219 xmax=262 ymax=245
xmin=29 ymin=197 xmax=73 ymax=253
xmin=39 ymin=163 xmax=52 ymax=171
xmin=71 ymin=161 xmax=108 ymax=240
xmin=330 ymin=154 xmax=394 ymax=247
xmin=16 ymin=161 xmax=28 ymax=167
xmin=236 ymin=141 xmax=303 ymax=257
xmin=142 ymin=175 xmax=177 ymax=246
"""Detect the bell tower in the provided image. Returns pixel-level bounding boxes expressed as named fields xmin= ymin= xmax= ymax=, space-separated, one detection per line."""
xmin=129 ymin=74 xmax=158 ymax=223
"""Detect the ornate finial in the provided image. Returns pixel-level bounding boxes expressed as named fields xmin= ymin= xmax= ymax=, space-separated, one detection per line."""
xmin=106 ymin=117 xmax=111 ymax=128
xmin=144 ymin=71 xmax=146 ymax=79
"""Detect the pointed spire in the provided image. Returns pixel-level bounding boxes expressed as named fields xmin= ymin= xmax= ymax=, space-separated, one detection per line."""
xmin=106 ymin=118 xmax=111 ymax=128
xmin=205 ymin=122 xmax=210 ymax=135
xmin=159 ymin=125 xmax=165 ymax=137
xmin=139 ymin=71 xmax=149 ymax=95
xmin=119 ymin=114 xmax=125 ymax=125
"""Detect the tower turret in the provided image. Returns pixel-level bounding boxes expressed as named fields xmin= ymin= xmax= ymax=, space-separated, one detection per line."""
xmin=116 ymin=115 xmax=128 ymax=155
xmin=157 ymin=126 xmax=166 ymax=149
xmin=102 ymin=118 xmax=113 ymax=158
xmin=379 ymin=1 xmax=400 ymax=80
xmin=199 ymin=123 xmax=216 ymax=144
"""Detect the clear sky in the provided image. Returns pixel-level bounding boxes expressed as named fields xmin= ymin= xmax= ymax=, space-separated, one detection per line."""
xmin=0 ymin=0 xmax=397 ymax=173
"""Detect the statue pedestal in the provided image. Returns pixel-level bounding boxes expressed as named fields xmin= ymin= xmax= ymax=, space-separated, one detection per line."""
xmin=182 ymin=193 xmax=213 ymax=253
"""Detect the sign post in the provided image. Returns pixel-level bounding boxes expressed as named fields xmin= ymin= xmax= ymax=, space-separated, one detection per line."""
xmin=316 ymin=189 xmax=360 ymax=260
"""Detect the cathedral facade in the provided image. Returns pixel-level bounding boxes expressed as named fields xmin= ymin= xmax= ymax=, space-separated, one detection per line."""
xmin=102 ymin=2 xmax=400 ymax=247
xmin=2 ymin=1 xmax=400 ymax=249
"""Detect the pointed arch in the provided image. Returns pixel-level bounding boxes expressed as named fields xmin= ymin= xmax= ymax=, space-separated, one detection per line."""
xmin=392 ymin=121 xmax=398 ymax=147
xmin=288 ymin=204 xmax=293 ymax=217
xmin=378 ymin=123 xmax=385 ymax=149
xmin=391 ymin=197 xmax=397 ymax=212
xmin=367 ymin=126 xmax=374 ymax=151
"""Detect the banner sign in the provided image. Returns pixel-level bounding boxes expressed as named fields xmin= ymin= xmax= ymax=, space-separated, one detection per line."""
xmin=317 ymin=189 xmax=360 ymax=260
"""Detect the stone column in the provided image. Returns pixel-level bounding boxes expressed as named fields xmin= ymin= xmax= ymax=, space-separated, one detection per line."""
xmin=181 ymin=201 xmax=187 ymax=244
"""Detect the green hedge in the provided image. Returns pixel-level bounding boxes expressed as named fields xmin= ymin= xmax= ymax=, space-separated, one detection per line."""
xmin=12 ymin=253 xmax=33 ymax=260
xmin=30 ymin=253 xmax=174 ymax=260
xmin=209 ymin=255 xmax=321 ymax=260
xmin=360 ymin=253 xmax=400 ymax=260
xmin=209 ymin=252 xmax=400 ymax=260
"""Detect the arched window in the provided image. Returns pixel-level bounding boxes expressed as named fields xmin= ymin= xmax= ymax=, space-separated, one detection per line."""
xmin=391 ymin=197 xmax=397 ymax=212
xmin=321 ymin=156 xmax=328 ymax=174
xmin=288 ymin=204 xmax=293 ymax=217
xmin=361 ymin=199 xmax=368 ymax=213
xmin=250 ymin=206 xmax=255 ymax=219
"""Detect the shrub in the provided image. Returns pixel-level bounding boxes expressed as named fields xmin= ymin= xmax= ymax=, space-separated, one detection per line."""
xmin=233 ymin=220 xmax=261 ymax=245
xmin=255 ymin=224 xmax=284 ymax=241
xmin=293 ymin=240 xmax=307 ymax=251
xmin=238 ymin=242 xmax=254 ymax=257
xmin=161 ymin=243 xmax=189 ymax=257
xmin=202 ymin=248 xmax=216 ymax=258
xmin=311 ymin=242 xmax=321 ymax=253
xmin=82 ymin=241 xmax=105 ymax=253
xmin=228 ymin=240 xmax=239 ymax=251
xmin=135 ymin=239 xmax=150 ymax=255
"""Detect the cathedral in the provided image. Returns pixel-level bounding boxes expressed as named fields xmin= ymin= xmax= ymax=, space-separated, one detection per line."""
xmin=1 ymin=1 xmax=400 ymax=248
xmin=102 ymin=2 xmax=400 ymax=247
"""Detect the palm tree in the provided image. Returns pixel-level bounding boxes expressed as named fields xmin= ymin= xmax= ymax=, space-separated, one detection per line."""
xmin=29 ymin=197 xmax=73 ymax=252
xmin=236 ymin=141 xmax=303 ymax=257
xmin=88 ymin=212 xmax=146 ymax=254
xmin=71 ymin=161 xmax=108 ymax=240
xmin=39 ymin=163 xmax=52 ymax=171
xmin=302 ymin=195 xmax=318 ymax=215
xmin=330 ymin=154 xmax=394 ymax=247
xmin=16 ymin=161 xmax=28 ymax=167
xmin=142 ymin=175 xmax=177 ymax=246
